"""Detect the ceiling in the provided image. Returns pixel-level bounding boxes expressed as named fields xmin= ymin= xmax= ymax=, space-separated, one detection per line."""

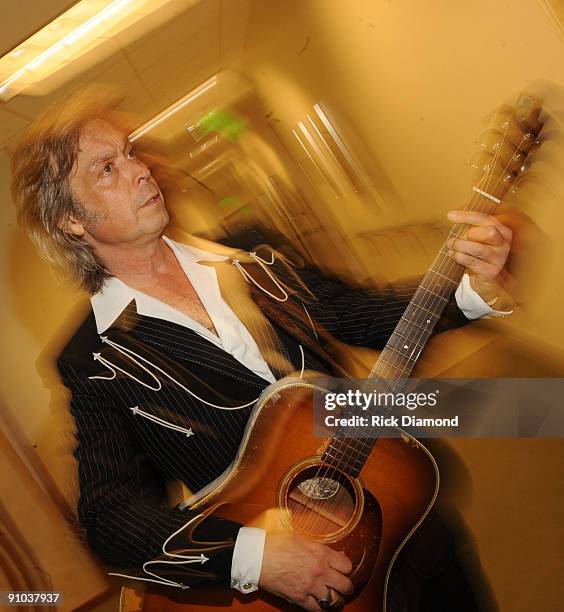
xmin=0 ymin=0 xmax=251 ymax=155
xmin=1 ymin=1 xmax=77 ymax=57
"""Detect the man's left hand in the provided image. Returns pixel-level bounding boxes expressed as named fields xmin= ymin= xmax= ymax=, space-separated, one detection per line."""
xmin=446 ymin=209 xmax=512 ymax=304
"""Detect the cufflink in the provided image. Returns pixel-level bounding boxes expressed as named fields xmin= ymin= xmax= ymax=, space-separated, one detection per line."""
xmin=242 ymin=583 xmax=254 ymax=591
xmin=230 ymin=578 xmax=238 ymax=588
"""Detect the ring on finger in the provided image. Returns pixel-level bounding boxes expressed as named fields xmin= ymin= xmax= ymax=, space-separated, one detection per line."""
xmin=318 ymin=587 xmax=335 ymax=609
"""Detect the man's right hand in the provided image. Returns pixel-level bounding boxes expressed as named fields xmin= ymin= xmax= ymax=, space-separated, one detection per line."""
xmin=259 ymin=531 xmax=354 ymax=611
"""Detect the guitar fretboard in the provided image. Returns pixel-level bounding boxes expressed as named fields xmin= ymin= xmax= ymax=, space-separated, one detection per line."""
xmin=322 ymin=96 xmax=542 ymax=478
xmin=322 ymin=206 xmax=497 ymax=477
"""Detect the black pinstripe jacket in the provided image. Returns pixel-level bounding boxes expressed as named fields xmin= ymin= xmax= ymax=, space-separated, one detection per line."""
xmin=57 ymin=254 xmax=468 ymax=588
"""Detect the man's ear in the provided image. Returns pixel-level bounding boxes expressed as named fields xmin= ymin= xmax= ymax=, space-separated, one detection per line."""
xmin=61 ymin=213 xmax=85 ymax=237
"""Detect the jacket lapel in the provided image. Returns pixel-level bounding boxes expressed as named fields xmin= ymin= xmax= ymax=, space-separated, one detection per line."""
xmin=236 ymin=261 xmax=352 ymax=378
xmin=108 ymin=301 xmax=267 ymax=389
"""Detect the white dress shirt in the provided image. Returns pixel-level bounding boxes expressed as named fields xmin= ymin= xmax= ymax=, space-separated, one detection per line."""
xmin=90 ymin=235 xmax=510 ymax=595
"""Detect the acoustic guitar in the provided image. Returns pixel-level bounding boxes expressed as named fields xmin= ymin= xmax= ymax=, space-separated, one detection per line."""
xmin=121 ymin=95 xmax=543 ymax=611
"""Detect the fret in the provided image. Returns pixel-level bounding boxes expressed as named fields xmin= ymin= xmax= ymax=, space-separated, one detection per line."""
xmin=408 ymin=302 xmax=441 ymax=318
xmin=399 ymin=314 xmax=436 ymax=336
xmin=329 ymin=439 xmax=371 ymax=457
xmin=364 ymin=375 xmax=406 ymax=394
xmin=427 ymin=268 xmax=458 ymax=285
xmin=403 ymin=303 xmax=439 ymax=322
xmin=396 ymin=316 xmax=434 ymax=338
xmin=390 ymin=330 xmax=427 ymax=351
xmin=423 ymin=273 xmax=458 ymax=297
xmin=323 ymin=449 xmax=346 ymax=463
xmin=323 ymin=451 xmax=346 ymax=466
xmin=374 ymin=356 xmax=412 ymax=377
xmin=400 ymin=317 xmax=432 ymax=335
xmin=327 ymin=441 xmax=362 ymax=459
xmin=323 ymin=450 xmax=363 ymax=468
xmin=383 ymin=345 xmax=418 ymax=364
xmin=416 ymin=286 xmax=448 ymax=303
xmin=404 ymin=300 xmax=439 ymax=325
xmin=385 ymin=340 xmax=425 ymax=365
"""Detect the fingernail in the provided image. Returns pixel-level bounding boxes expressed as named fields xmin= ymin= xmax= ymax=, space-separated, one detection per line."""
xmin=447 ymin=211 xmax=458 ymax=220
xmin=447 ymin=238 xmax=454 ymax=248
xmin=447 ymin=250 xmax=454 ymax=256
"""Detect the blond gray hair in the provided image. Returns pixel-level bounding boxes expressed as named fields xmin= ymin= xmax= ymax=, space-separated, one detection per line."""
xmin=10 ymin=89 xmax=133 ymax=294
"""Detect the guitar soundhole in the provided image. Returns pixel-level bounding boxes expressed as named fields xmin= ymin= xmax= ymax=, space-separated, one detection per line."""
xmin=286 ymin=466 xmax=356 ymax=538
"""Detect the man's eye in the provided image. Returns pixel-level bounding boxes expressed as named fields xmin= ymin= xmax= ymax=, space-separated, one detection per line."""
xmin=127 ymin=148 xmax=136 ymax=159
xmin=102 ymin=163 xmax=112 ymax=175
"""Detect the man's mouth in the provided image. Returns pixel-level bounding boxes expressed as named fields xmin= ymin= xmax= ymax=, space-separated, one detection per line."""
xmin=141 ymin=193 xmax=161 ymax=207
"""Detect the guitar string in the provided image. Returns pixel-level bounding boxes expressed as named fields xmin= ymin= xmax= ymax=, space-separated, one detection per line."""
xmin=296 ymin=111 xmax=538 ymax=535
xmin=290 ymin=108 xmax=537 ymax=533
xmin=338 ymin=120 xmax=520 ymax=461
xmin=363 ymin=120 xmax=524 ymax=387
xmin=294 ymin=129 xmax=508 ymax=533
xmin=303 ymin=117 xmax=524 ymax=533
xmin=292 ymin=134 xmax=511 ymax=534
xmin=337 ymin=118 xmax=529 ymax=469
xmin=297 ymin=166 xmax=502 ymax=534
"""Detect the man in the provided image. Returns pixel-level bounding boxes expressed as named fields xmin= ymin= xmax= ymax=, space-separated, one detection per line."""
xmin=11 ymin=96 xmax=512 ymax=611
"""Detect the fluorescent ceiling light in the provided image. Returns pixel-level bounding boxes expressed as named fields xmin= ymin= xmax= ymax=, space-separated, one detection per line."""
xmin=128 ymin=71 xmax=254 ymax=143
xmin=0 ymin=0 xmax=194 ymax=102
xmin=130 ymin=76 xmax=218 ymax=142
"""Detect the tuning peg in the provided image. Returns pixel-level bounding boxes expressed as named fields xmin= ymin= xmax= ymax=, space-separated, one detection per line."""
xmin=466 ymin=150 xmax=482 ymax=169
xmin=510 ymin=175 xmax=528 ymax=194
xmin=517 ymin=140 xmax=542 ymax=174
xmin=512 ymin=150 xmax=525 ymax=163
xmin=474 ymin=128 xmax=498 ymax=150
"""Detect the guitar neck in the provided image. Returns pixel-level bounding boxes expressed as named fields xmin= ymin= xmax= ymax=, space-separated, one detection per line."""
xmin=371 ymin=234 xmax=466 ymax=379
xmin=322 ymin=94 xmax=544 ymax=479
xmin=323 ymin=199 xmax=499 ymax=477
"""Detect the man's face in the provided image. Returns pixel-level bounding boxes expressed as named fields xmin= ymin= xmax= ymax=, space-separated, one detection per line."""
xmin=68 ymin=119 xmax=168 ymax=248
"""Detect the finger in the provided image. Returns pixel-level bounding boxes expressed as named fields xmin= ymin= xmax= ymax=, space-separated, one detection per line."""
xmin=465 ymin=224 xmax=506 ymax=246
xmin=309 ymin=586 xmax=345 ymax=610
xmin=447 ymin=251 xmax=502 ymax=277
xmin=328 ymin=551 xmax=353 ymax=575
xmin=326 ymin=587 xmax=345 ymax=609
xmin=304 ymin=594 xmax=323 ymax=611
xmin=330 ymin=590 xmax=346 ymax=609
xmin=448 ymin=238 xmax=508 ymax=268
xmin=447 ymin=238 xmax=493 ymax=261
xmin=447 ymin=210 xmax=513 ymax=242
xmin=325 ymin=569 xmax=354 ymax=596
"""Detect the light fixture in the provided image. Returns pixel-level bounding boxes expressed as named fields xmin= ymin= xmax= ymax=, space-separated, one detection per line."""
xmin=0 ymin=0 xmax=195 ymax=102
xmin=128 ymin=70 xmax=254 ymax=143
xmin=129 ymin=76 xmax=218 ymax=142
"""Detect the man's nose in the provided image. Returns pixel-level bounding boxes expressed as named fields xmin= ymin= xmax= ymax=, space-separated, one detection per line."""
xmin=130 ymin=157 xmax=151 ymax=183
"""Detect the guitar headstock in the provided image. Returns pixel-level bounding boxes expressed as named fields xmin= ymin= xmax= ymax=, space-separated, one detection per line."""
xmin=468 ymin=94 xmax=544 ymax=203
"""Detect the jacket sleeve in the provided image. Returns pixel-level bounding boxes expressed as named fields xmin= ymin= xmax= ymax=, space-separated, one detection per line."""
xmin=59 ymin=361 xmax=242 ymax=589
xmin=282 ymin=265 xmax=469 ymax=350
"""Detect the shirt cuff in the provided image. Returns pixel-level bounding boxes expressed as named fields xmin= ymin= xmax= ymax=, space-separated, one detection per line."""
xmin=455 ymin=273 xmax=514 ymax=320
xmin=230 ymin=527 xmax=265 ymax=594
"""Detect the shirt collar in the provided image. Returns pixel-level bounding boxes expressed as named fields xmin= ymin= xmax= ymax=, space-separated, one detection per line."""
xmin=90 ymin=236 xmax=228 ymax=334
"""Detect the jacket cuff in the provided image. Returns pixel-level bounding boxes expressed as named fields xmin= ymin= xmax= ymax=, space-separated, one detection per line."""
xmin=165 ymin=513 xmax=243 ymax=587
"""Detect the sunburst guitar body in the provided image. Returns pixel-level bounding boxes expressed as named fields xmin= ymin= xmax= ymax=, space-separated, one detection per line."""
xmin=122 ymin=382 xmax=439 ymax=612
